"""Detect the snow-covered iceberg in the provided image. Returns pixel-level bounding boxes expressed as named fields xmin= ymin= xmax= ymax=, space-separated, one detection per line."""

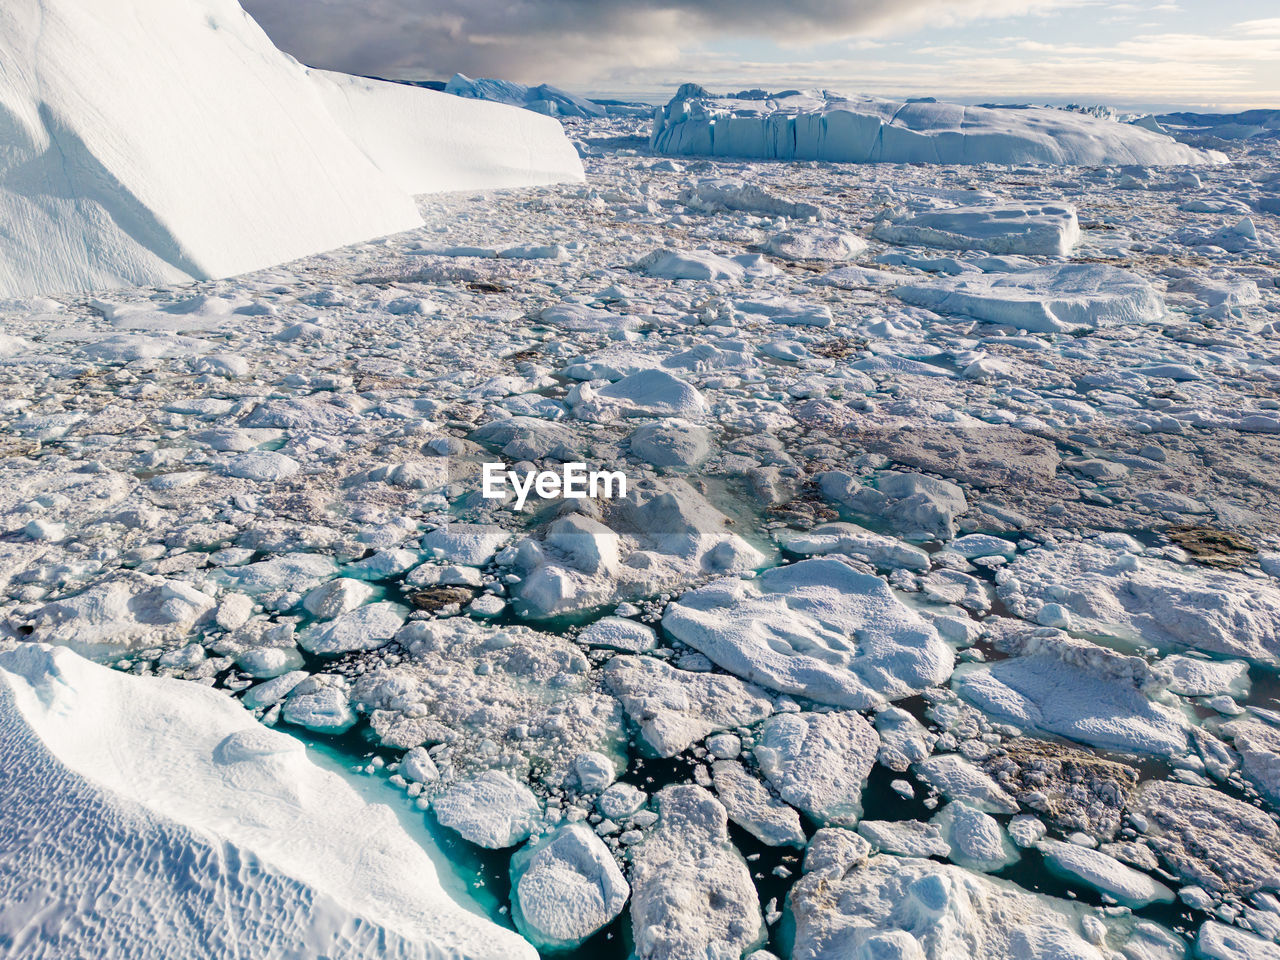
xmin=0 ymin=643 xmax=534 ymax=960
xmin=0 ymin=0 xmax=583 ymax=298
xmin=651 ymin=85 xmax=1220 ymax=167
xmin=444 ymin=73 xmax=605 ymax=118
xmin=443 ymin=74 xmax=652 ymax=119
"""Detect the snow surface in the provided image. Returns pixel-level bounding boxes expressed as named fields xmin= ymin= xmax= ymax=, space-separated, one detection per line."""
xmin=652 ymin=86 xmax=1220 ymax=167
xmin=508 ymin=823 xmax=628 ymax=950
xmin=0 ymin=0 xmax=581 ymax=298
xmin=0 ymin=644 xmax=533 ymax=959
xmin=998 ymin=538 xmax=1280 ymax=664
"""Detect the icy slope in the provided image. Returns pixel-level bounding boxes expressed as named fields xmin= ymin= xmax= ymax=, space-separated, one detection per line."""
xmin=0 ymin=644 xmax=535 ymax=960
xmin=0 ymin=0 xmax=582 ymax=298
xmin=317 ymin=72 xmax=585 ymax=194
xmin=651 ymin=86 xmax=1220 ymax=166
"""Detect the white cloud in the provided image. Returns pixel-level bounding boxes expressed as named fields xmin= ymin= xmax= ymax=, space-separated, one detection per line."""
xmin=241 ymin=1 xmax=1278 ymax=109
xmin=242 ymin=0 xmax=1089 ymax=83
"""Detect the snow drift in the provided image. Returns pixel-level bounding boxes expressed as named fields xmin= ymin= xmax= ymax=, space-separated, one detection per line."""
xmin=0 ymin=643 xmax=535 ymax=960
xmin=0 ymin=0 xmax=583 ymax=298
xmin=651 ymin=86 xmax=1220 ymax=167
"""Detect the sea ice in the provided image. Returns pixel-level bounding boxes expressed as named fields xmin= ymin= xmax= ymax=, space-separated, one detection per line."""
xmin=633 ymin=249 xmax=779 ymax=282
xmin=24 ymin=574 xmax=215 ymax=659
xmin=1134 ymin=780 xmax=1280 ymax=896
xmin=509 ymin=824 xmax=628 ymax=951
xmin=913 ymin=754 xmax=1019 ymax=814
xmin=433 ymin=770 xmax=541 ymax=849
xmin=664 ymin=558 xmax=954 ymax=707
xmin=753 ymin=710 xmax=879 ymax=826
xmin=628 ymin=785 xmax=764 ymax=960
xmin=934 ymin=803 xmax=1018 ymax=872
xmin=711 ymin=760 xmax=807 ymax=847
xmin=1037 ymin=839 xmax=1174 ymax=908
xmin=955 ymin=629 xmax=1190 ymax=756
xmin=297 ymin=601 xmax=407 ymax=656
xmin=998 ymin=539 xmax=1280 ymax=663
xmin=603 ymin=654 xmax=773 ymax=757
xmin=789 ymin=852 xmax=1165 ymax=960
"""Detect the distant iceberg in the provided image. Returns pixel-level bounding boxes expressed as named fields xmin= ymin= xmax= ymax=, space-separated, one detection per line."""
xmin=651 ymin=85 xmax=1221 ymax=167
xmin=0 ymin=0 xmax=584 ymax=298
xmin=444 ymin=73 xmax=653 ymax=119
xmin=445 ymin=73 xmax=606 ymax=118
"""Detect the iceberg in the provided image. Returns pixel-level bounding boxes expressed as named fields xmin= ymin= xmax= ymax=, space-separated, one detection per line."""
xmin=894 ymin=264 xmax=1166 ymax=333
xmin=871 ymin=203 xmax=1081 ymax=256
xmin=0 ymin=0 xmax=583 ymax=298
xmin=444 ymin=73 xmax=605 ymax=118
xmin=652 ymin=86 xmax=1220 ymax=167
xmin=0 ymin=644 xmax=533 ymax=960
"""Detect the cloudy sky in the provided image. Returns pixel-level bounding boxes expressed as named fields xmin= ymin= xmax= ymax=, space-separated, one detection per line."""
xmin=244 ymin=1 xmax=1280 ymax=110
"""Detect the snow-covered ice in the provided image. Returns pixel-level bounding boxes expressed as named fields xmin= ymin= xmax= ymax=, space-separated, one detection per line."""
xmin=628 ymin=785 xmax=764 ymax=960
xmin=509 ymin=823 xmax=628 ymax=950
xmin=753 ymin=710 xmax=879 ymax=826
xmin=872 ymin=203 xmax=1081 ymax=256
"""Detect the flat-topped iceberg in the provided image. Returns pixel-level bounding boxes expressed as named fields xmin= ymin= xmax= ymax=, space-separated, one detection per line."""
xmin=0 ymin=644 xmax=532 ymax=960
xmin=895 ymin=263 xmax=1166 ymax=333
xmin=652 ymin=85 xmax=1219 ymax=167
xmin=872 ymin=203 xmax=1081 ymax=256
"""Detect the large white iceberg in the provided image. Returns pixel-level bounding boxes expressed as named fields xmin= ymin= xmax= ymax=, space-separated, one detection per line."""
xmin=0 ymin=643 xmax=534 ymax=960
xmin=651 ymin=85 xmax=1219 ymax=167
xmin=0 ymin=0 xmax=583 ymax=298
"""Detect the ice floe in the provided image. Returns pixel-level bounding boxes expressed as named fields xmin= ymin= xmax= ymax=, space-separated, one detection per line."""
xmin=663 ymin=558 xmax=954 ymax=708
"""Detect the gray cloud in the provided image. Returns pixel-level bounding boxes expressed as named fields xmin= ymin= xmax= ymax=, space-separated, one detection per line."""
xmin=241 ymin=0 xmax=1082 ymax=85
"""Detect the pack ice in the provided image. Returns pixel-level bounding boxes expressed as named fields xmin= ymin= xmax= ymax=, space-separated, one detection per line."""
xmin=0 ymin=644 xmax=532 ymax=960
xmin=0 ymin=0 xmax=583 ymax=297
xmin=652 ymin=85 xmax=1220 ymax=166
